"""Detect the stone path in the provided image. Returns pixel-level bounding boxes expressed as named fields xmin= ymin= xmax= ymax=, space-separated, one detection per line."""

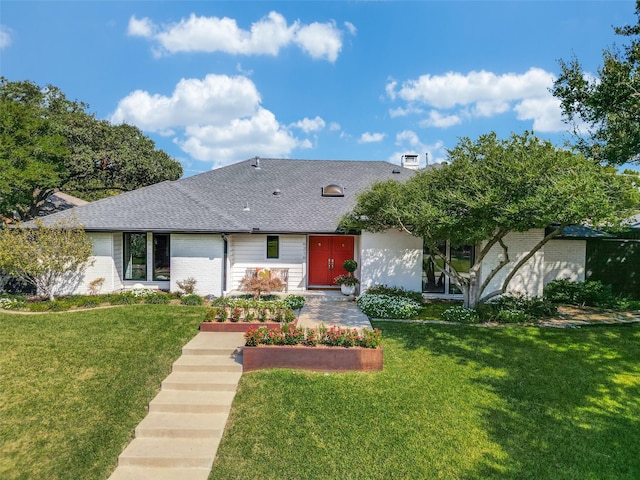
xmin=108 ymin=332 xmax=244 ymax=480
xmin=297 ymin=296 xmax=372 ymax=331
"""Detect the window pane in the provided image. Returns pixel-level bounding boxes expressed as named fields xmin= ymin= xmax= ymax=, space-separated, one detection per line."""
xmin=422 ymin=242 xmax=446 ymax=293
xmin=449 ymin=245 xmax=474 ymax=294
xmin=153 ymin=234 xmax=170 ymax=281
xmin=267 ymin=236 xmax=279 ymax=259
xmin=124 ymin=233 xmax=147 ymax=280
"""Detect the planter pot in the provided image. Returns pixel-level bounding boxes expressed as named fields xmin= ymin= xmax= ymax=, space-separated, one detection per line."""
xmin=200 ymin=319 xmax=296 ymax=333
xmin=242 ymin=345 xmax=383 ymax=372
xmin=340 ymin=284 xmax=357 ymax=296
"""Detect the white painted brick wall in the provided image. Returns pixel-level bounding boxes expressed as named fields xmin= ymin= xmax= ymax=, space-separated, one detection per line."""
xmin=57 ymin=232 xmax=117 ymax=295
xmin=360 ymin=230 xmax=422 ymax=292
xmin=228 ymin=234 xmax=306 ymax=291
xmin=544 ymin=239 xmax=586 ymax=285
xmin=170 ymin=234 xmax=224 ymax=297
xmin=480 ymin=229 xmax=546 ymax=297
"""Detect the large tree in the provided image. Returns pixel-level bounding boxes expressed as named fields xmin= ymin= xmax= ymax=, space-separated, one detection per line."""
xmin=341 ymin=132 xmax=639 ymax=308
xmin=0 ymin=78 xmax=183 ymax=221
xmin=552 ymin=1 xmax=640 ymax=165
xmin=0 ymin=218 xmax=93 ymax=300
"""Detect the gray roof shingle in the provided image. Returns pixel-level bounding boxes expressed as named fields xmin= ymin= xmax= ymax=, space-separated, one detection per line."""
xmin=38 ymin=158 xmax=416 ymax=233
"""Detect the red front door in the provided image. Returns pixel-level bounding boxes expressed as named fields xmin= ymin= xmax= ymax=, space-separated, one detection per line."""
xmin=308 ymin=236 xmax=355 ymax=286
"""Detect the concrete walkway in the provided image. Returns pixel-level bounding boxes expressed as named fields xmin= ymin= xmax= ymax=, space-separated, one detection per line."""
xmin=108 ymin=332 xmax=244 ymax=480
xmin=297 ymin=296 xmax=372 ymax=331
xmin=108 ymin=295 xmax=370 ymax=479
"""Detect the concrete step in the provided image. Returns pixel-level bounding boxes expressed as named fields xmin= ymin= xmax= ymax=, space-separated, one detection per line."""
xmin=109 ymin=466 xmax=211 ymax=480
xmin=136 ymin=412 xmax=228 ymax=438
xmin=172 ymin=355 xmax=242 ymax=373
xmin=181 ymin=332 xmax=244 ymax=357
xmin=149 ymin=390 xmax=236 ymax=414
xmin=161 ymin=371 xmax=241 ymax=391
xmin=117 ymin=437 xmax=219 ymax=468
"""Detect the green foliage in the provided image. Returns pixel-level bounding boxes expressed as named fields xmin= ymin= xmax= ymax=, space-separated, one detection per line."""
xmin=144 ymin=292 xmax=170 ymax=304
xmin=477 ymin=294 xmax=557 ymax=323
xmin=244 ymin=325 xmax=382 ymax=348
xmin=357 ymin=293 xmax=422 ymax=319
xmin=441 ymin=305 xmax=480 ymax=323
xmin=0 ymin=78 xmax=183 ymax=221
xmin=342 ymin=259 xmax=357 ymax=273
xmin=333 ymin=274 xmax=359 ymax=286
xmin=0 ymin=218 xmax=94 ymax=300
xmin=180 ymin=294 xmax=203 ymax=306
xmin=365 ymin=284 xmax=424 ymax=303
xmin=105 ymin=292 xmax=139 ymax=305
xmin=552 ymin=3 xmax=640 ymax=164
xmin=543 ymin=279 xmax=620 ymax=308
xmin=343 ymin=132 xmax=639 ymax=307
xmin=282 ymin=294 xmax=305 ymax=311
xmin=176 ymin=277 xmax=197 ymax=296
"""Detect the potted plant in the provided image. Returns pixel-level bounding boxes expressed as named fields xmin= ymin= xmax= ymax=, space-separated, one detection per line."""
xmin=343 ymin=259 xmax=357 ymax=274
xmin=334 ymin=274 xmax=359 ymax=296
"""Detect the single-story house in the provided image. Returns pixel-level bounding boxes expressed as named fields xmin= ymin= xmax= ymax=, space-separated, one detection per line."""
xmin=37 ymin=157 xmax=586 ymax=298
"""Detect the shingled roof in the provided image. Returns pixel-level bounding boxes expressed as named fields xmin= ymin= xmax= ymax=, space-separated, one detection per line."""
xmin=38 ymin=158 xmax=416 ymax=233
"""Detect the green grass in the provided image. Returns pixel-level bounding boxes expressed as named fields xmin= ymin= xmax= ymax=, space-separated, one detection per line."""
xmin=0 ymin=305 xmax=205 ymax=480
xmin=211 ymin=322 xmax=640 ymax=480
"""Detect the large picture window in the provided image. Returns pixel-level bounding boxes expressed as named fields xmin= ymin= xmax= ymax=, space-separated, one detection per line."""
xmin=422 ymin=242 xmax=474 ymax=295
xmin=153 ymin=234 xmax=170 ymax=280
xmin=124 ymin=233 xmax=147 ymax=280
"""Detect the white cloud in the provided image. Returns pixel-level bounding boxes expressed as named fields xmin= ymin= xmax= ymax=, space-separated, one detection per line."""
xmin=419 ymin=110 xmax=461 ymax=128
xmin=111 ymin=74 xmax=313 ymax=167
xmin=294 ymin=21 xmax=342 ymax=62
xmin=0 ymin=25 xmax=13 ymax=49
xmin=128 ymin=11 xmax=346 ymax=61
xmin=387 ymin=67 xmax=566 ymax=132
xmin=514 ymin=97 xmax=565 ymax=132
xmin=127 ymin=16 xmax=155 ymax=37
xmin=359 ymin=132 xmax=386 ymax=143
xmin=291 ymin=116 xmax=326 ymax=133
xmin=392 ymin=131 xmax=447 ymax=166
xmin=344 ymin=21 xmax=357 ymax=36
xmin=389 ymin=105 xmax=424 ymax=118
xmin=329 ymin=122 xmax=341 ymax=132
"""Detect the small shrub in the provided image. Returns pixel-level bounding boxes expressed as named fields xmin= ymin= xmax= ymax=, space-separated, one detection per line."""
xmin=87 ymin=277 xmax=105 ymax=296
xmin=75 ymin=296 xmax=102 ymax=308
xmin=365 ymin=284 xmax=424 ymax=303
xmin=544 ymin=279 xmax=619 ymax=308
xmin=343 ymin=259 xmax=358 ymax=273
xmin=230 ymin=307 xmax=243 ymax=322
xmin=441 ymin=306 xmax=480 ymax=324
xmin=357 ymin=293 xmax=421 ymax=319
xmin=181 ymin=294 xmax=203 ymax=306
xmin=477 ymin=294 xmax=556 ymax=323
xmin=176 ymin=277 xmax=198 ymax=296
xmin=145 ymin=292 xmax=170 ymax=304
xmin=283 ymin=294 xmax=305 ymax=311
xmin=239 ymin=276 xmax=284 ymax=299
xmin=0 ymin=297 xmax=24 ymax=310
xmin=107 ymin=292 xmax=139 ymax=305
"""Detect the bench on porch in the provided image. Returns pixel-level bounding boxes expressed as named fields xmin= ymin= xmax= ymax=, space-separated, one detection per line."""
xmin=244 ymin=267 xmax=289 ymax=292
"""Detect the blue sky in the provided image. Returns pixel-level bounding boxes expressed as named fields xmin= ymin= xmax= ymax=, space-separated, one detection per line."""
xmin=1 ymin=1 xmax=637 ymax=175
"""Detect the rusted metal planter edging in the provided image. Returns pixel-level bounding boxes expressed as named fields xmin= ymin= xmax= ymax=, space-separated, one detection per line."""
xmin=242 ymin=345 xmax=383 ymax=372
xmin=200 ymin=321 xmax=294 ymax=333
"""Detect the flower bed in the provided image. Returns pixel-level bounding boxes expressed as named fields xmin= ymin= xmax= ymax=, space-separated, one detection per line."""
xmin=242 ymin=325 xmax=383 ymax=372
xmin=200 ymin=298 xmax=299 ymax=332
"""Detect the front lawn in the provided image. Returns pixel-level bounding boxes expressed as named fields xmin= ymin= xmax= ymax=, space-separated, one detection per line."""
xmin=0 ymin=305 xmax=204 ymax=480
xmin=211 ymin=321 xmax=640 ymax=479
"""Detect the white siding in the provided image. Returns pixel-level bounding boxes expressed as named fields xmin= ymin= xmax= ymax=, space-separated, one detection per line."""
xmin=360 ymin=230 xmax=422 ymax=292
xmin=228 ymin=234 xmax=306 ymax=292
xmin=170 ymin=234 xmax=224 ymax=296
xmin=58 ymin=232 xmax=117 ymax=295
xmin=112 ymin=233 xmax=124 ymax=291
xmin=480 ymin=230 xmax=546 ymax=297
xmin=544 ymin=239 xmax=586 ymax=285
